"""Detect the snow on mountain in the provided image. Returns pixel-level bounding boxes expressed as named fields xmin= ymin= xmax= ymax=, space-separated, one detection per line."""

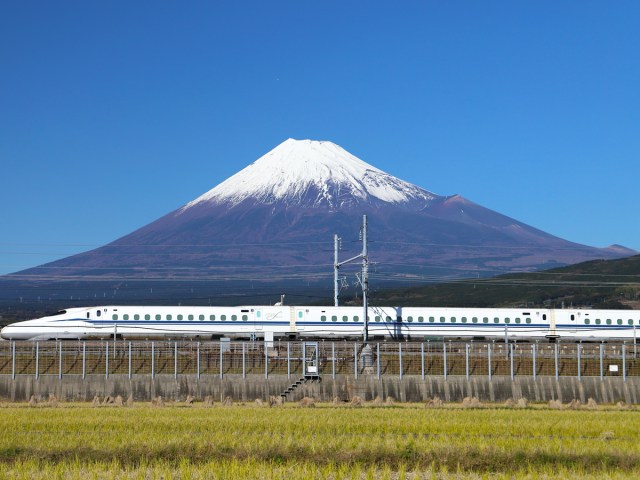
xmin=180 ymin=139 xmax=439 ymax=210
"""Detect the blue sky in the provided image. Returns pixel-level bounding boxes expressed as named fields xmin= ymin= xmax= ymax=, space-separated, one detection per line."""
xmin=1 ymin=1 xmax=639 ymax=275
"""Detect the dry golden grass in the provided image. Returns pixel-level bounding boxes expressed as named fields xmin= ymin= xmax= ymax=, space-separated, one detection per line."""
xmin=0 ymin=401 xmax=639 ymax=478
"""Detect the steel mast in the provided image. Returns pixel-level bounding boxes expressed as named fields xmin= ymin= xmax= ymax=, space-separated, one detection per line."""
xmin=333 ymin=214 xmax=369 ymax=341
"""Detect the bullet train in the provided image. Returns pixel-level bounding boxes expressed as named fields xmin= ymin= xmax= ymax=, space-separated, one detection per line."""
xmin=1 ymin=304 xmax=640 ymax=341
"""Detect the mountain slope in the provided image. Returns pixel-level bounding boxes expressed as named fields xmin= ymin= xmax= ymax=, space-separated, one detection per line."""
xmin=12 ymin=139 xmax=635 ymax=285
xmin=372 ymin=254 xmax=640 ymax=310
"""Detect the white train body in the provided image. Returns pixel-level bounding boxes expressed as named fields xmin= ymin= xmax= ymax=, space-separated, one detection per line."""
xmin=2 ymin=304 xmax=640 ymax=341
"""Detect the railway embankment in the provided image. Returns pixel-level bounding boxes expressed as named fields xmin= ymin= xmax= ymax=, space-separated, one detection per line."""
xmin=0 ymin=374 xmax=638 ymax=404
xmin=1 ymin=339 xmax=639 ymax=403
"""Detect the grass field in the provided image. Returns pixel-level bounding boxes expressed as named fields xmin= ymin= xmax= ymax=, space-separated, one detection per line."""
xmin=0 ymin=401 xmax=639 ymax=479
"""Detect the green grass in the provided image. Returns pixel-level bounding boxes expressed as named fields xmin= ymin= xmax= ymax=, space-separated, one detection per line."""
xmin=0 ymin=403 xmax=639 ymax=478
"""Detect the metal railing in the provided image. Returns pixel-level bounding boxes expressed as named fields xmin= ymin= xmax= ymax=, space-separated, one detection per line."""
xmin=0 ymin=340 xmax=638 ymax=380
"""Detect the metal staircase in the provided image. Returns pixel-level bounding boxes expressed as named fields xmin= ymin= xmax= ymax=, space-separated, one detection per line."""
xmin=279 ymin=342 xmax=320 ymax=402
xmin=279 ymin=373 xmax=321 ymax=401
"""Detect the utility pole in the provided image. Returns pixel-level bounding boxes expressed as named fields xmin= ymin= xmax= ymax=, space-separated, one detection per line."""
xmin=334 ymin=234 xmax=340 ymax=307
xmin=362 ymin=215 xmax=369 ymax=342
xmin=333 ymin=215 xmax=369 ymax=342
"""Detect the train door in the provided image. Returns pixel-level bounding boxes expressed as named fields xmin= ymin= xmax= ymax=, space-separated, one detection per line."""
xmin=566 ymin=311 xmax=578 ymax=334
xmin=548 ymin=309 xmax=557 ymax=338
xmin=294 ymin=308 xmax=305 ymax=332
xmin=254 ymin=309 xmax=263 ymax=331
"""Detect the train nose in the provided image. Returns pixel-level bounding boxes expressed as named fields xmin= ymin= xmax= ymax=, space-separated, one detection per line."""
xmin=1 ymin=325 xmax=14 ymax=340
xmin=0 ymin=324 xmax=30 ymax=340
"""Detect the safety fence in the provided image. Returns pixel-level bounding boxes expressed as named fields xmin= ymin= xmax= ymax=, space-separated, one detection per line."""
xmin=0 ymin=340 xmax=639 ymax=380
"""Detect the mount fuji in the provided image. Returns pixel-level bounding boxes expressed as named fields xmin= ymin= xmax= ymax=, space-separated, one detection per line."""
xmin=12 ymin=139 xmax=636 ymax=289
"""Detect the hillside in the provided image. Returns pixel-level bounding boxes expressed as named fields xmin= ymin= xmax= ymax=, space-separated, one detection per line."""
xmin=367 ymin=255 xmax=640 ymax=310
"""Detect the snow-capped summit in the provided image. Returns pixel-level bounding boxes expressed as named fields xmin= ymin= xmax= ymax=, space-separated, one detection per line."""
xmin=181 ymin=139 xmax=438 ymax=210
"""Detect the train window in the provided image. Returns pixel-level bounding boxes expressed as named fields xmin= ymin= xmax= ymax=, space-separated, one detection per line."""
xmin=342 ymin=316 xmax=348 ymax=322
xmin=543 ymin=314 xmax=547 ymax=320
xmin=199 ymin=315 xmax=205 ymax=321
xmin=385 ymin=316 xmax=392 ymax=323
xmin=177 ymin=315 xmax=183 ymax=320
xmin=429 ymin=317 xmax=434 ymax=323
xmin=332 ymin=315 xmax=337 ymax=322
xmin=210 ymin=315 xmax=215 ymax=321
xmin=439 ymin=316 xmax=445 ymax=323
xmin=112 ymin=314 xmax=118 ymax=320
xmin=97 ymin=310 xmax=101 ymax=317
xmin=571 ymin=315 xmax=575 ymax=321
xmin=155 ymin=315 xmax=161 ymax=320
xmin=298 ymin=311 xmax=303 ymax=318
xmin=232 ymin=315 xmax=237 ymax=321
xmin=375 ymin=316 xmax=381 ymax=322
xmin=221 ymin=315 xmax=227 ymax=321
xmin=472 ymin=317 xmax=478 ymax=323
xmin=595 ymin=319 xmax=601 ymax=325
xmin=418 ymin=316 xmax=424 ymax=323
xmin=123 ymin=314 xmax=129 ymax=320
xmin=321 ymin=315 xmax=327 ymax=322
xmin=617 ymin=319 xmax=622 ymax=325
xmin=256 ymin=311 xmax=261 ymax=318
xmin=167 ymin=315 xmax=172 ymax=320
xmin=451 ymin=317 xmax=456 ymax=323
xmin=505 ymin=318 xmax=510 ymax=324
xmin=134 ymin=314 xmax=140 ymax=320
xmin=585 ymin=319 xmax=590 ymax=325
xmin=606 ymin=319 xmax=612 ymax=325
xmin=145 ymin=315 xmax=150 ymax=320
xmin=407 ymin=316 xmax=413 ymax=323
xmin=515 ymin=318 xmax=520 ymax=324
xmin=188 ymin=315 xmax=194 ymax=321
xmin=483 ymin=317 xmax=488 ymax=323
xmin=629 ymin=319 xmax=634 ymax=326
xmin=242 ymin=315 xmax=248 ymax=321
xmin=353 ymin=316 xmax=359 ymax=322
xmin=526 ymin=318 xmax=531 ymax=324
xmin=494 ymin=318 xmax=499 ymax=324
xmin=461 ymin=317 xmax=467 ymax=323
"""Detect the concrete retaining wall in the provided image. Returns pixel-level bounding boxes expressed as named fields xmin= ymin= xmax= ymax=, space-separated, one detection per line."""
xmin=1 ymin=374 xmax=638 ymax=404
